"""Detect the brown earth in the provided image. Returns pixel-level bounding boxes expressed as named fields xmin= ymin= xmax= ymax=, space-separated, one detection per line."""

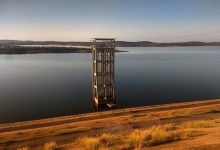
xmin=0 ymin=99 xmax=220 ymax=150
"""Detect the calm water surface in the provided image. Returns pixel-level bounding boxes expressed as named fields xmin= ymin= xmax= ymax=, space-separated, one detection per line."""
xmin=1 ymin=46 xmax=220 ymax=123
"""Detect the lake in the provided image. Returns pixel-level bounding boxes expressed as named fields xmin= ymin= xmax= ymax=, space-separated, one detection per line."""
xmin=1 ymin=46 xmax=220 ymax=123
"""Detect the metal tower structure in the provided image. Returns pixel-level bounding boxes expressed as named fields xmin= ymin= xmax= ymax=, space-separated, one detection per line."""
xmin=92 ymin=38 xmax=116 ymax=110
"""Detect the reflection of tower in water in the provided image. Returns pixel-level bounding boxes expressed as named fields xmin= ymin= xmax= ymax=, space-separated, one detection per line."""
xmin=92 ymin=38 xmax=116 ymax=111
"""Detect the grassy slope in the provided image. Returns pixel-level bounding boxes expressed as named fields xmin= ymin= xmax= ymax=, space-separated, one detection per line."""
xmin=0 ymin=99 xmax=220 ymax=150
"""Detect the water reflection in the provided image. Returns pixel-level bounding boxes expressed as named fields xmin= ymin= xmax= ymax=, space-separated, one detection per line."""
xmin=0 ymin=46 xmax=220 ymax=123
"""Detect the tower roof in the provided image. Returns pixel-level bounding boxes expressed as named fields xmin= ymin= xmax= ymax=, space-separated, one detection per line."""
xmin=92 ymin=38 xmax=115 ymax=40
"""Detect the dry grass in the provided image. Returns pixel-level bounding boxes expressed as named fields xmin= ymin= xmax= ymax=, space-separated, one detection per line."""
xmin=99 ymin=133 xmax=119 ymax=147
xmin=78 ymin=137 xmax=100 ymax=150
xmin=16 ymin=142 xmax=57 ymax=150
xmin=206 ymin=109 xmax=220 ymax=113
xmin=17 ymin=147 xmax=29 ymax=150
xmin=160 ymin=106 xmax=220 ymax=120
xmin=181 ymin=120 xmax=212 ymax=129
xmin=142 ymin=125 xmax=178 ymax=146
xmin=127 ymin=124 xmax=178 ymax=149
xmin=78 ymin=124 xmax=179 ymax=150
xmin=4 ymin=100 xmax=219 ymax=150
xmin=184 ymin=106 xmax=220 ymax=116
xmin=128 ymin=129 xmax=145 ymax=149
xmin=214 ymin=117 xmax=220 ymax=123
xmin=77 ymin=134 xmax=120 ymax=150
xmin=162 ymin=123 xmax=176 ymax=131
xmin=77 ymin=120 xmax=215 ymax=149
xmin=43 ymin=142 xmax=57 ymax=150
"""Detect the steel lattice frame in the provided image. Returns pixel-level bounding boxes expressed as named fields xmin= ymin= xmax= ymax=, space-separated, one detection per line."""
xmin=92 ymin=38 xmax=116 ymax=110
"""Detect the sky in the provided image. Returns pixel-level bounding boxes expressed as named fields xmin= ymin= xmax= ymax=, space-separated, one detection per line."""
xmin=0 ymin=0 xmax=220 ymax=42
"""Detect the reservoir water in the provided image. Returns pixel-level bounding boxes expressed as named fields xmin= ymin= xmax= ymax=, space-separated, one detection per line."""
xmin=1 ymin=46 xmax=220 ymax=123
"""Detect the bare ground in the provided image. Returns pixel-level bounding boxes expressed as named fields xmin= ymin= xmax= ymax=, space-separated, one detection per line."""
xmin=0 ymin=99 xmax=220 ymax=150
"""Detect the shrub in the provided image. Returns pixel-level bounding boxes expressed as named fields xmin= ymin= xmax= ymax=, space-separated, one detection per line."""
xmin=99 ymin=133 xmax=118 ymax=146
xmin=17 ymin=147 xmax=29 ymax=150
xmin=143 ymin=125 xmax=178 ymax=146
xmin=78 ymin=124 xmax=179 ymax=149
xmin=128 ymin=129 xmax=145 ymax=149
xmin=128 ymin=124 xmax=178 ymax=149
xmin=78 ymin=137 xmax=100 ymax=150
xmin=78 ymin=133 xmax=121 ymax=150
xmin=214 ymin=118 xmax=220 ymax=123
xmin=162 ymin=124 xmax=176 ymax=131
xmin=43 ymin=142 xmax=57 ymax=150
xmin=181 ymin=120 xmax=211 ymax=128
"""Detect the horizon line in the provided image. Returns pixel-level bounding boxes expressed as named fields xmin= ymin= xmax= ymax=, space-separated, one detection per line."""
xmin=1 ymin=39 xmax=220 ymax=43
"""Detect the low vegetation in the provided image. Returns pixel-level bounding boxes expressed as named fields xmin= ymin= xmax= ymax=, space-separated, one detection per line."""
xmin=78 ymin=133 xmax=120 ymax=150
xmin=16 ymin=142 xmax=57 ymax=150
xmin=181 ymin=120 xmax=212 ymax=129
xmin=77 ymin=119 xmax=217 ymax=150
xmin=2 ymin=100 xmax=219 ymax=150
xmin=15 ymin=119 xmax=219 ymax=149
xmin=17 ymin=147 xmax=29 ymax=150
xmin=77 ymin=123 xmax=180 ymax=150
xmin=43 ymin=142 xmax=57 ymax=150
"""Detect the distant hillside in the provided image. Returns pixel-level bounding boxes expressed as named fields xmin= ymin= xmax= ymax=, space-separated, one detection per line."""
xmin=0 ymin=45 xmax=125 ymax=54
xmin=1 ymin=40 xmax=220 ymax=47
xmin=116 ymin=41 xmax=220 ymax=47
xmin=0 ymin=40 xmax=91 ymax=46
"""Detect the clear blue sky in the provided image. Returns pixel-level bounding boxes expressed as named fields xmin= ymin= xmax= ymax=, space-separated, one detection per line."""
xmin=0 ymin=0 xmax=220 ymax=42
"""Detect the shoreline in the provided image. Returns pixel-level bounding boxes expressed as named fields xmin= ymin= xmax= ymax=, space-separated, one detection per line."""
xmin=0 ymin=45 xmax=219 ymax=54
xmin=0 ymin=46 xmax=127 ymax=54
xmin=1 ymin=99 xmax=220 ymax=149
xmin=1 ymin=40 xmax=220 ymax=47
